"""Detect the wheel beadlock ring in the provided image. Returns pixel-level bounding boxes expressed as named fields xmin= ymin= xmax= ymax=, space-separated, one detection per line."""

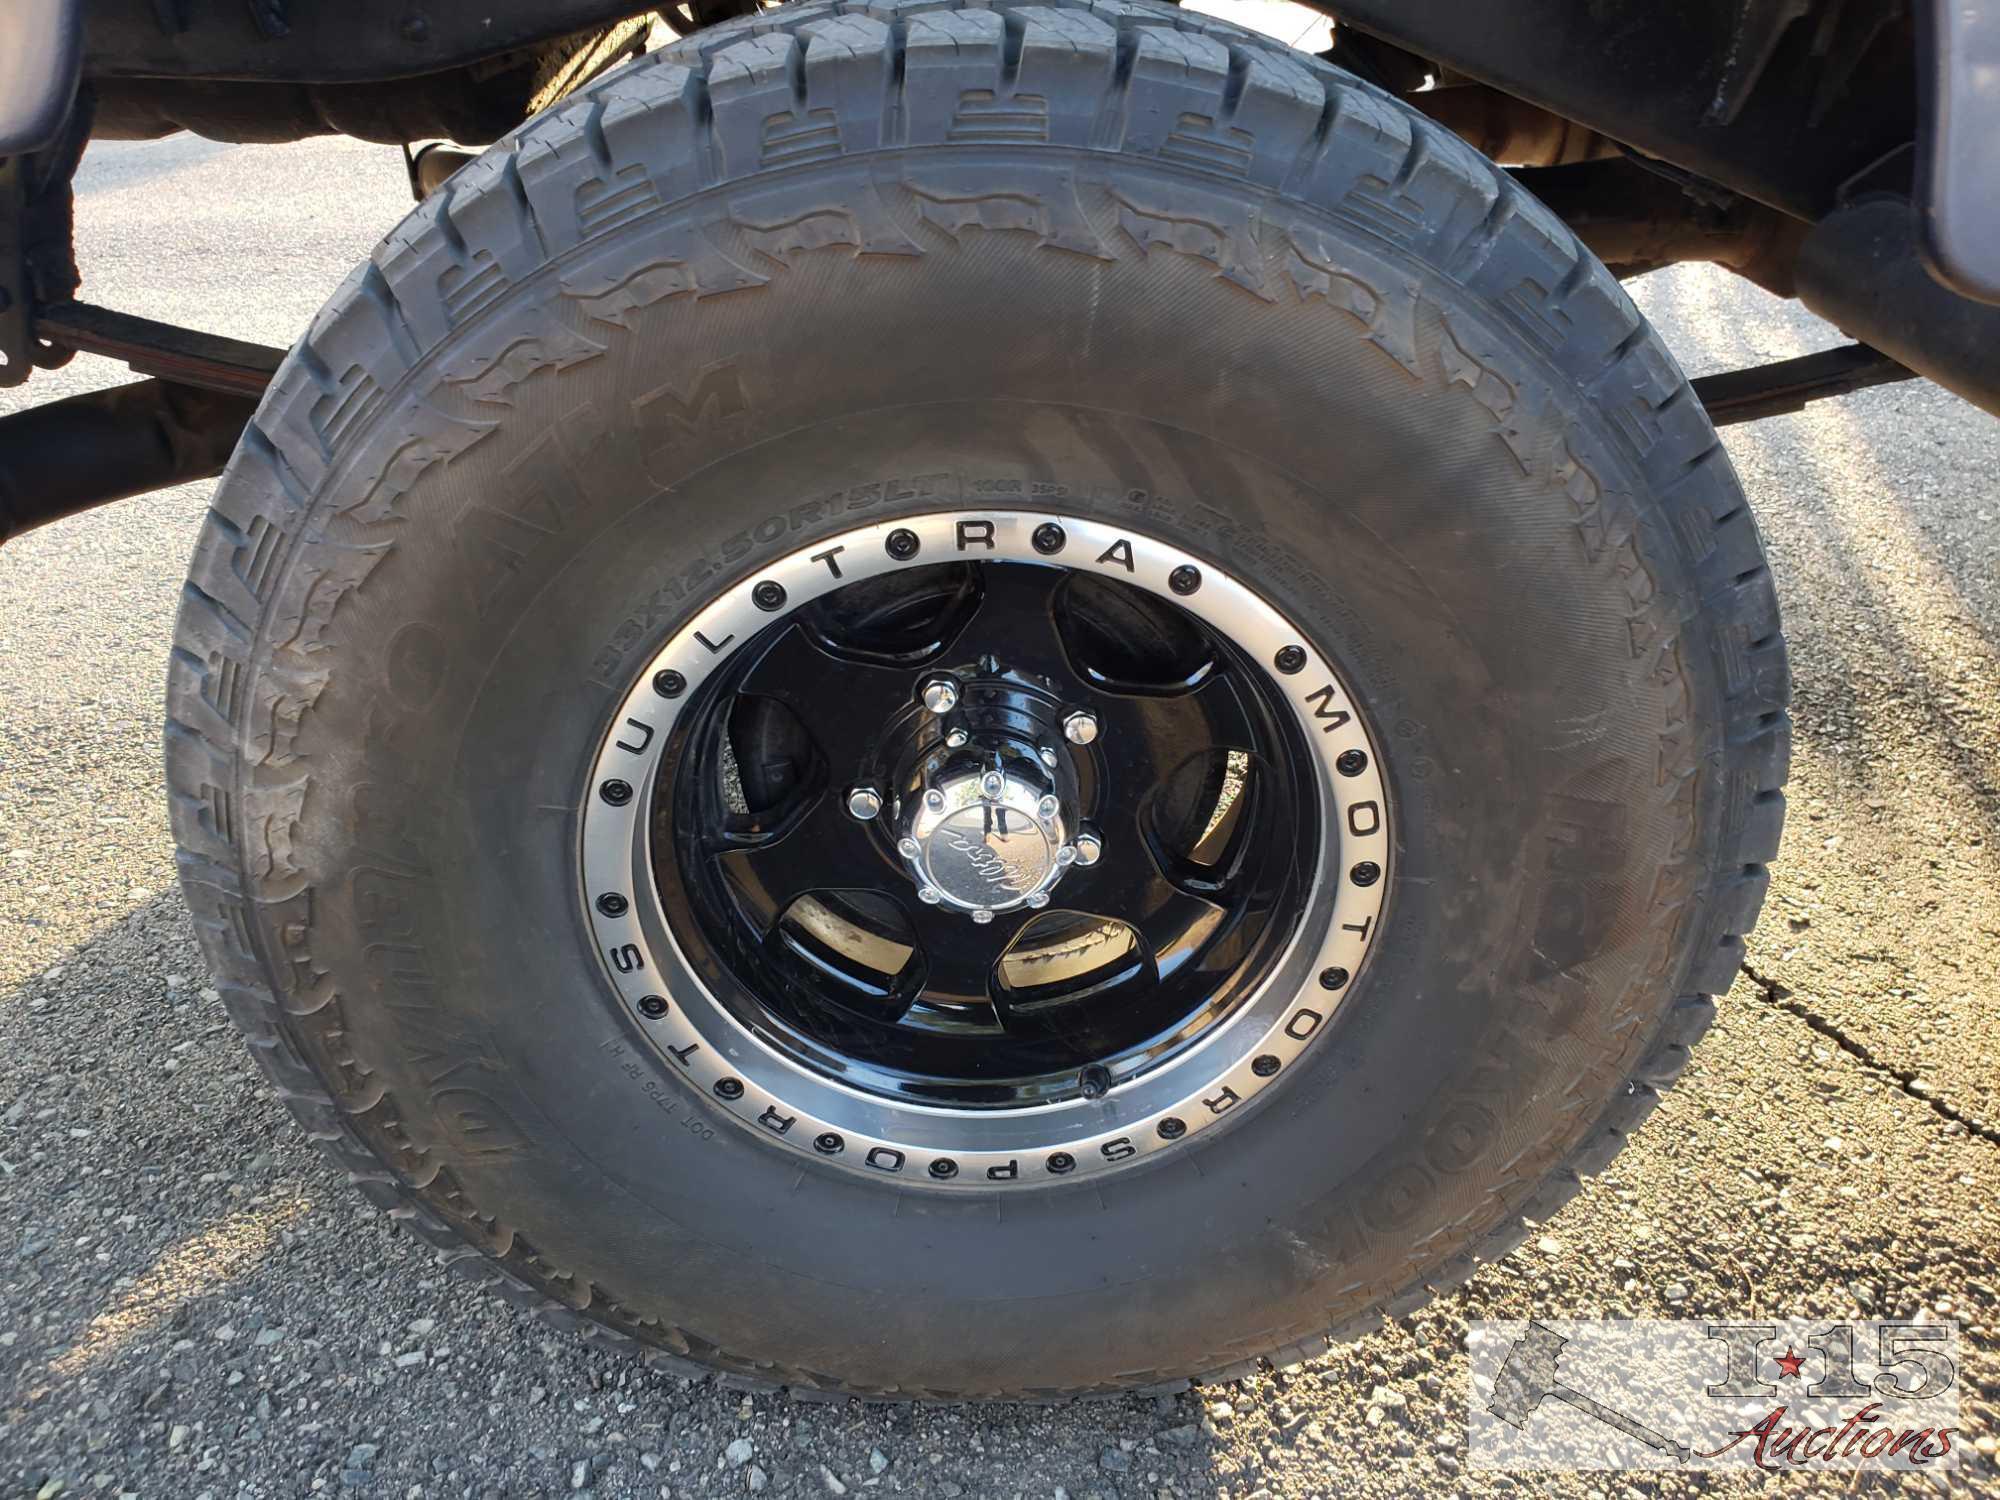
xmin=581 ymin=512 xmax=1390 ymax=1188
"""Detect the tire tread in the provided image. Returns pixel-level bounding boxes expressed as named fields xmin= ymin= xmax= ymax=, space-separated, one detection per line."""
xmin=167 ymin=0 xmax=1791 ymax=1401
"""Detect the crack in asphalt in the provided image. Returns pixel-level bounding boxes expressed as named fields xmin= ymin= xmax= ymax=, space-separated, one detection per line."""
xmin=1741 ymin=961 xmax=2000 ymax=1149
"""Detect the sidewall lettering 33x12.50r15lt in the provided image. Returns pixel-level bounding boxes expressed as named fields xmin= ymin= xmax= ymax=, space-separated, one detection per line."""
xmin=164 ymin=0 xmax=1789 ymax=1396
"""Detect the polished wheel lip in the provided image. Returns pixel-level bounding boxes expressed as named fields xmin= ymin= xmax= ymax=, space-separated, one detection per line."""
xmin=581 ymin=511 xmax=1390 ymax=1188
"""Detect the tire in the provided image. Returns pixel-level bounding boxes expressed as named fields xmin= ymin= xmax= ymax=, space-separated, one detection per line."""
xmin=166 ymin=0 xmax=1789 ymax=1398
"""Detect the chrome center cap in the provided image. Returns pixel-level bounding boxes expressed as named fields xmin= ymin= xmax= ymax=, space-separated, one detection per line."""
xmin=898 ymin=765 xmax=1073 ymax=919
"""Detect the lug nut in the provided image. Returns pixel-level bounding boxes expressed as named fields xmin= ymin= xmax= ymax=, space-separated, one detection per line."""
xmin=846 ymin=786 xmax=882 ymax=821
xmin=945 ymin=727 xmax=969 ymax=748
xmin=1036 ymin=794 xmax=1060 ymax=820
xmin=1072 ymin=833 xmax=1102 ymax=866
xmin=980 ymin=770 xmax=1005 ymax=798
xmin=897 ymin=836 xmax=921 ymax=858
xmin=1062 ymin=710 xmax=1098 ymax=746
xmin=925 ymin=788 xmax=946 ymax=812
xmin=1038 ymin=744 xmax=1058 ymax=767
xmin=921 ymin=677 xmax=960 ymax=714
xmin=918 ymin=886 xmax=942 ymax=904
xmin=971 ymin=908 xmax=994 ymax=925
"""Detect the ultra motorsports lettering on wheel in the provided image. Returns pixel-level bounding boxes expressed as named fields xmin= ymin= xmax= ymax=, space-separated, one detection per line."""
xmin=582 ymin=512 xmax=1388 ymax=1187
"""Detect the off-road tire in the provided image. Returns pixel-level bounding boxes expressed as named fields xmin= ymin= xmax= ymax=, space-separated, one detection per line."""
xmin=166 ymin=0 xmax=1790 ymax=1398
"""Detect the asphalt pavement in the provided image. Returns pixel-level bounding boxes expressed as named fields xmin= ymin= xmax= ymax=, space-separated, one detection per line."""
xmin=3 ymin=108 xmax=1997 ymax=1500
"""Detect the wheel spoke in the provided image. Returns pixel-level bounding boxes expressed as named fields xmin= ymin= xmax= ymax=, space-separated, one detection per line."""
xmin=897 ymin=898 xmax=1032 ymax=1010
xmin=1128 ymin=876 xmax=1228 ymax=984
xmin=962 ymin=560 xmax=1078 ymax=688
xmin=1073 ymin=797 xmax=1151 ymax=878
xmin=734 ymin=621 xmax=914 ymax=759
xmin=1091 ymin=669 xmax=1259 ymax=789
xmin=1067 ymin=791 xmax=1224 ymax=898
xmin=1059 ymin=862 xmax=1226 ymax=985
xmin=712 ymin=787 xmax=896 ymax=935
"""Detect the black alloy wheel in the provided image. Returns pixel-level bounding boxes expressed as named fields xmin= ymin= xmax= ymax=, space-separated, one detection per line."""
xmin=654 ymin=555 xmax=1320 ymax=1111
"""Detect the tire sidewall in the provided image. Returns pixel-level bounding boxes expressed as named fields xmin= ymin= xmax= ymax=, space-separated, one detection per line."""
xmin=243 ymin=153 xmax=1725 ymax=1390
